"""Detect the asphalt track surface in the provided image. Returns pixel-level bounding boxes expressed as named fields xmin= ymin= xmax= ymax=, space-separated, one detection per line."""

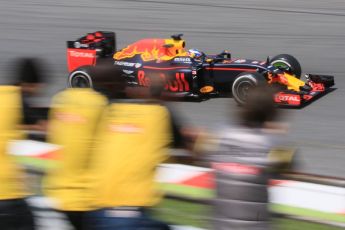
xmin=1 ymin=0 xmax=345 ymax=178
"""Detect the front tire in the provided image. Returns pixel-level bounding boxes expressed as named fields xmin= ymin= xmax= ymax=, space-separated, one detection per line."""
xmin=270 ymin=54 xmax=302 ymax=78
xmin=232 ymin=72 xmax=266 ymax=105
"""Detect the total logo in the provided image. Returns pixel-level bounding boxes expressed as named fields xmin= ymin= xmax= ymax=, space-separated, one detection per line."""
xmin=69 ymin=50 xmax=95 ymax=58
xmin=275 ymin=94 xmax=300 ymax=102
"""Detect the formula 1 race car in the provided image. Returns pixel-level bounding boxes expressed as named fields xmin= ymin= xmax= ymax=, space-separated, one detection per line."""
xmin=66 ymin=31 xmax=334 ymax=106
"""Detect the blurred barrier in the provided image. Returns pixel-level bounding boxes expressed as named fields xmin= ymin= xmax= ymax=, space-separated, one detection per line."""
xmin=273 ymin=212 xmax=345 ymax=228
xmin=157 ymin=164 xmax=345 ymax=219
xmin=281 ymin=172 xmax=345 ymax=187
xmin=164 ymin=194 xmax=345 ymax=229
xmin=8 ymin=140 xmax=345 ymax=228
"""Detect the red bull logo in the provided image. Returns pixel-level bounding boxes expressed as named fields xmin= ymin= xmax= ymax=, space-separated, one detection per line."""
xmin=137 ymin=70 xmax=189 ymax=92
xmin=114 ymin=38 xmax=187 ymax=62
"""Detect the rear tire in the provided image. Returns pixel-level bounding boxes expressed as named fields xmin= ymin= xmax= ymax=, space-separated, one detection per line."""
xmin=232 ymin=72 xmax=266 ymax=105
xmin=270 ymin=54 xmax=302 ymax=78
xmin=68 ymin=69 xmax=93 ymax=88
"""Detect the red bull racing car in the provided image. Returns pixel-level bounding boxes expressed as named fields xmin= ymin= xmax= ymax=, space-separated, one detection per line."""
xmin=67 ymin=31 xmax=334 ymax=106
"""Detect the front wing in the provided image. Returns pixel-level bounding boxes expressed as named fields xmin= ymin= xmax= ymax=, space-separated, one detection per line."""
xmin=274 ymin=74 xmax=335 ymax=107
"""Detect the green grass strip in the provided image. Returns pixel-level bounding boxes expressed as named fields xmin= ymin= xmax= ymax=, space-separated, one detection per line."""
xmin=271 ymin=204 xmax=345 ymax=223
xmin=152 ymin=198 xmax=211 ymax=228
xmin=153 ymin=199 xmax=344 ymax=229
xmin=159 ymin=183 xmax=215 ymax=199
xmin=159 ymin=184 xmax=345 ymax=224
xmin=273 ymin=218 xmax=344 ymax=230
xmin=14 ymin=156 xmax=57 ymax=170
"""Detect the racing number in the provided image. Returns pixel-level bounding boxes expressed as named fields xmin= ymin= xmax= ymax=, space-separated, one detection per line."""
xmin=137 ymin=70 xmax=190 ymax=92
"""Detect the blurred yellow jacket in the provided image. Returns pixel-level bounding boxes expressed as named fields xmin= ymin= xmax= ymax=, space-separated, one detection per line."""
xmin=43 ymin=88 xmax=108 ymax=211
xmin=0 ymin=86 xmax=27 ymax=200
xmin=91 ymin=102 xmax=172 ymax=207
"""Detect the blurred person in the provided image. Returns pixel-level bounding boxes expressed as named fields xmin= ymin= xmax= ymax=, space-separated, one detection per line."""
xmin=84 ymin=75 xmax=191 ymax=230
xmin=0 ymin=85 xmax=36 ymax=229
xmin=43 ymin=85 xmax=109 ymax=230
xmin=43 ymin=65 xmax=129 ymax=230
xmin=131 ymin=74 xmax=190 ymax=149
xmin=14 ymin=57 xmax=48 ymax=132
xmin=197 ymin=85 xmax=295 ymax=230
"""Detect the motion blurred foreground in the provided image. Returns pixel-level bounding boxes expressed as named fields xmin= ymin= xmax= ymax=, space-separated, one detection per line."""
xmin=1 ymin=59 xmax=345 ymax=230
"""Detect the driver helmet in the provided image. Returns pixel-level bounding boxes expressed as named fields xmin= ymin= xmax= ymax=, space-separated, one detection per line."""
xmin=188 ymin=49 xmax=204 ymax=60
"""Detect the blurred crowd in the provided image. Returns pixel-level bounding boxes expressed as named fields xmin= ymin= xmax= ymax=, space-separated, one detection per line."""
xmin=0 ymin=58 xmax=295 ymax=230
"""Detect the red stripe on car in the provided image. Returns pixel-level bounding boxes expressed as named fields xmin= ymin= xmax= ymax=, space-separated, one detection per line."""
xmin=205 ymin=67 xmax=256 ymax=72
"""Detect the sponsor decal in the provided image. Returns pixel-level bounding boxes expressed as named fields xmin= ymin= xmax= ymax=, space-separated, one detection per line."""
xmin=275 ymin=94 xmax=300 ymax=104
xmin=173 ymin=57 xmax=192 ymax=63
xmin=251 ymin=61 xmax=259 ymax=64
xmin=277 ymin=95 xmax=300 ymax=102
xmin=192 ymin=70 xmax=197 ymax=75
xmin=67 ymin=48 xmax=96 ymax=72
xmin=234 ymin=59 xmax=246 ymax=63
xmin=114 ymin=61 xmax=137 ymax=67
xmin=309 ymin=82 xmax=325 ymax=91
xmin=135 ymin=63 xmax=142 ymax=68
xmin=123 ymin=70 xmax=134 ymax=74
xmin=303 ymin=95 xmax=313 ymax=101
xmin=200 ymin=86 xmax=214 ymax=93
xmin=68 ymin=50 xmax=95 ymax=58
xmin=73 ymin=42 xmax=89 ymax=48
xmin=137 ymin=70 xmax=190 ymax=92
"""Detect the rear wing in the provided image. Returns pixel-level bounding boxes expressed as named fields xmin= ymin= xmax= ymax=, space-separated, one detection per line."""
xmin=66 ymin=31 xmax=116 ymax=72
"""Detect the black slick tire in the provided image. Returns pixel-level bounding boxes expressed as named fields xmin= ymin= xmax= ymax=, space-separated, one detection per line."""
xmin=270 ymin=54 xmax=302 ymax=78
xmin=232 ymin=72 xmax=266 ymax=106
xmin=68 ymin=68 xmax=93 ymax=88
